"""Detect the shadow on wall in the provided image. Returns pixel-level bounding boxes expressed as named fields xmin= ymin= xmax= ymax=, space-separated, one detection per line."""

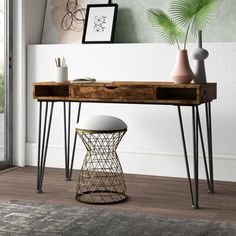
xmin=114 ymin=8 xmax=138 ymax=43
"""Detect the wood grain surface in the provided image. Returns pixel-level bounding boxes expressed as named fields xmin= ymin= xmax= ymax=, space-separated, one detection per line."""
xmin=33 ymin=81 xmax=217 ymax=105
xmin=0 ymin=167 xmax=235 ymax=222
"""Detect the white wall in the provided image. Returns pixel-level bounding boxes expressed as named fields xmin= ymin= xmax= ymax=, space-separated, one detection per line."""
xmin=27 ymin=43 xmax=236 ymax=182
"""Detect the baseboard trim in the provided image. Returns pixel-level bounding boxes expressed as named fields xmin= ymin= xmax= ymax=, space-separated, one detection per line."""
xmin=25 ymin=142 xmax=236 ymax=182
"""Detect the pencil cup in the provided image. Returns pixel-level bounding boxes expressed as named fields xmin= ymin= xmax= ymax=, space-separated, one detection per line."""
xmin=55 ymin=67 xmax=68 ymax=82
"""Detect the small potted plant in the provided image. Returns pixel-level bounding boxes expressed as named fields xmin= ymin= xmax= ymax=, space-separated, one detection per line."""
xmin=147 ymin=0 xmax=218 ymax=84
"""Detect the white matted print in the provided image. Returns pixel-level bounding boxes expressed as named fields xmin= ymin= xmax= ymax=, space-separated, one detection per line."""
xmin=41 ymin=0 xmax=109 ymax=44
xmin=82 ymin=4 xmax=118 ymax=43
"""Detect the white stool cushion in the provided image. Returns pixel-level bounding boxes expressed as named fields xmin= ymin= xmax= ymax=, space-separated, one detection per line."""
xmin=76 ymin=115 xmax=127 ymax=132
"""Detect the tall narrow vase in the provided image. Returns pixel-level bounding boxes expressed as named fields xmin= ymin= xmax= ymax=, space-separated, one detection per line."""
xmin=192 ymin=31 xmax=209 ymax=84
xmin=170 ymin=50 xmax=194 ymax=84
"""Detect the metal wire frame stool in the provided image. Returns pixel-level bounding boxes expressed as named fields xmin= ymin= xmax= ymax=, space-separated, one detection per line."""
xmin=76 ymin=126 xmax=127 ymax=204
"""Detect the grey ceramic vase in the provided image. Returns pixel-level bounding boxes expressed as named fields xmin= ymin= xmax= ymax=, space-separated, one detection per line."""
xmin=170 ymin=49 xmax=194 ymax=84
xmin=192 ymin=31 xmax=209 ymax=83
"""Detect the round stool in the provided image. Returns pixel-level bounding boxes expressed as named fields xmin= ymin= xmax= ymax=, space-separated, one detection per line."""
xmin=75 ymin=115 xmax=128 ymax=204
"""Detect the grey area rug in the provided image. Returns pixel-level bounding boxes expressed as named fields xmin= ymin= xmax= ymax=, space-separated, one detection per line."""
xmin=0 ymin=200 xmax=235 ymax=236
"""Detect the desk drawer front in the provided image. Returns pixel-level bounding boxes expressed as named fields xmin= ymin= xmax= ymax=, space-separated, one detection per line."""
xmin=70 ymin=86 xmax=155 ymax=101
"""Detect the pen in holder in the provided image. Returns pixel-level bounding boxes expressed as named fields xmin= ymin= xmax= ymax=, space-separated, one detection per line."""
xmin=55 ymin=57 xmax=68 ymax=82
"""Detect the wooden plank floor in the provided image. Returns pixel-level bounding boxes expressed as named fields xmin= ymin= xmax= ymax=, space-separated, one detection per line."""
xmin=0 ymin=166 xmax=236 ymax=223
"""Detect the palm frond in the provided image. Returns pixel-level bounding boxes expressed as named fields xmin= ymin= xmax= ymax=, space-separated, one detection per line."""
xmin=147 ymin=8 xmax=183 ymax=47
xmin=169 ymin=0 xmax=217 ymax=36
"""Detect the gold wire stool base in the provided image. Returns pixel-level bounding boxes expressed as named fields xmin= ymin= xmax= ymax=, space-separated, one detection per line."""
xmin=75 ymin=130 xmax=128 ymax=204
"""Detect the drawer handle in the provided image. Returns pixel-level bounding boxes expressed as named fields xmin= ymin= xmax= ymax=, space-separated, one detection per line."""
xmin=105 ymin=86 xmax=118 ymax=90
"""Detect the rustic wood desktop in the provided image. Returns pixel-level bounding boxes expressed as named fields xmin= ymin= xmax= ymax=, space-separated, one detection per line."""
xmin=33 ymin=81 xmax=217 ymax=209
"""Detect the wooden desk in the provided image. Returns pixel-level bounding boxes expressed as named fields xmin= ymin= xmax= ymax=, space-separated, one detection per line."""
xmin=33 ymin=81 xmax=217 ymax=209
xmin=33 ymin=81 xmax=216 ymax=105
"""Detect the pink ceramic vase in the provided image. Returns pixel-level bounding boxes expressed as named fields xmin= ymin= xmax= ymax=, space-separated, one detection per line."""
xmin=170 ymin=49 xmax=194 ymax=84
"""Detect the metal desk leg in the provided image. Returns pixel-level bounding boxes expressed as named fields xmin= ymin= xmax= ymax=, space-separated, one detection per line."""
xmin=177 ymin=105 xmax=199 ymax=208
xmin=36 ymin=101 xmax=54 ymax=193
xmin=197 ymin=108 xmax=211 ymax=192
xmin=192 ymin=106 xmax=199 ymax=209
xmin=63 ymin=102 xmax=82 ymax=181
xmin=206 ymin=102 xmax=214 ymax=193
xmin=177 ymin=106 xmax=194 ymax=207
xmin=63 ymin=101 xmax=71 ymax=181
xmin=178 ymin=105 xmax=212 ymax=208
xmin=69 ymin=102 xmax=82 ymax=180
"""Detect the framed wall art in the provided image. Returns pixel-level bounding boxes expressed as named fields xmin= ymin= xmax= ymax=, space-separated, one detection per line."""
xmin=82 ymin=4 xmax=118 ymax=43
xmin=41 ymin=0 xmax=109 ymax=44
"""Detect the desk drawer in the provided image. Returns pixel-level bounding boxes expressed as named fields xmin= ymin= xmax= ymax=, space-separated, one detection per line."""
xmin=70 ymin=86 xmax=155 ymax=101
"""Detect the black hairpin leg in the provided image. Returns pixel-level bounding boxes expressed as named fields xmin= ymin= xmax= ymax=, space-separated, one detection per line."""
xmin=63 ymin=102 xmax=82 ymax=181
xmin=63 ymin=102 xmax=71 ymax=181
xmin=68 ymin=102 xmax=82 ymax=180
xmin=37 ymin=101 xmax=54 ymax=193
xmin=177 ymin=106 xmax=194 ymax=206
xmin=192 ymin=106 xmax=199 ymax=209
xmin=206 ymin=102 xmax=214 ymax=193
xmin=178 ymin=105 xmax=213 ymax=208
xmin=197 ymin=108 xmax=211 ymax=192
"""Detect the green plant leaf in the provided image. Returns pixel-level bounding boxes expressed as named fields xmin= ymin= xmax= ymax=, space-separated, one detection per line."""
xmin=147 ymin=8 xmax=183 ymax=47
xmin=169 ymin=0 xmax=217 ymax=36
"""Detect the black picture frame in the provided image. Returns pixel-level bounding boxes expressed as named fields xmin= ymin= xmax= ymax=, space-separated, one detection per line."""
xmin=82 ymin=4 xmax=118 ymax=44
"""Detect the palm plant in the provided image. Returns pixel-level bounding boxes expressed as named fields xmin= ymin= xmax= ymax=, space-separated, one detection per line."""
xmin=147 ymin=0 xmax=217 ymax=50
